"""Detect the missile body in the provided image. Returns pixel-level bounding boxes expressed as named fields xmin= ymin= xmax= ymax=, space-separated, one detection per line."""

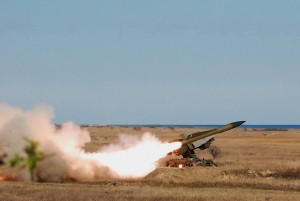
xmin=182 ymin=121 xmax=245 ymax=145
xmin=174 ymin=121 xmax=245 ymax=156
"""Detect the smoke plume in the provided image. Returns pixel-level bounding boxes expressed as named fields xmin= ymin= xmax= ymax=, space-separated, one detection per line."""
xmin=0 ymin=104 xmax=180 ymax=181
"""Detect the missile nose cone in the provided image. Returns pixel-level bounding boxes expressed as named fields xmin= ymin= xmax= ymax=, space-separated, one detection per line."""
xmin=230 ymin=121 xmax=246 ymax=128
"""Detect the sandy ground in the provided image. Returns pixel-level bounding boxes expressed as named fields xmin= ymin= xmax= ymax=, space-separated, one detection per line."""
xmin=1 ymin=126 xmax=300 ymax=201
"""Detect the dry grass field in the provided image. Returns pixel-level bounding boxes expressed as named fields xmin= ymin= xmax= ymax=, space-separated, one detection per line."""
xmin=1 ymin=126 xmax=300 ymax=201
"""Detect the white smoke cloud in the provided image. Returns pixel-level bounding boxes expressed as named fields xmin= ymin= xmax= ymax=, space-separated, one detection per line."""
xmin=0 ymin=103 xmax=180 ymax=181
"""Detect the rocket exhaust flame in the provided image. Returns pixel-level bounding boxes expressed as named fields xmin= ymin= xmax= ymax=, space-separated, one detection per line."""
xmin=0 ymin=104 xmax=181 ymax=181
xmin=84 ymin=134 xmax=181 ymax=177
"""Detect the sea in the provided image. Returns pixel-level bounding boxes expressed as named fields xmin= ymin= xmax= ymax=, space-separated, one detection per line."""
xmin=112 ymin=124 xmax=300 ymax=129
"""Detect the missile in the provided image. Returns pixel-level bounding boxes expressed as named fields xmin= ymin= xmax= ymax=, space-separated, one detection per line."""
xmin=182 ymin=121 xmax=245 ymax=145
xmin=172 ymin=121 xmax=246 ymax=156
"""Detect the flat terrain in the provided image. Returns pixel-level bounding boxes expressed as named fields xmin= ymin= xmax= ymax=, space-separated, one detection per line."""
xmin=1 ymin=126 xmax=300 ymax=201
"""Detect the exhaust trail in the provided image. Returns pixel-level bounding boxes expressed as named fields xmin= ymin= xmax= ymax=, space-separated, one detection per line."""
xmin=0 ymin=104 xmax=180 ymax=181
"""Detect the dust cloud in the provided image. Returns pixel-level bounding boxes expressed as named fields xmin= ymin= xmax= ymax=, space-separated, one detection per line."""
xmin=0 ymin=104 xmax=180 ymax=181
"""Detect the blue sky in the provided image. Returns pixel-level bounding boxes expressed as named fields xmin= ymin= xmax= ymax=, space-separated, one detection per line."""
xmin=1 ymin=1 xmax=299 ymax=124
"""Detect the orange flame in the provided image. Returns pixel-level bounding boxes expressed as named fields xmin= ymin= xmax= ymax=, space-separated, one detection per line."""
xmin=0 ymin=174 xmax=18 ymax=181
